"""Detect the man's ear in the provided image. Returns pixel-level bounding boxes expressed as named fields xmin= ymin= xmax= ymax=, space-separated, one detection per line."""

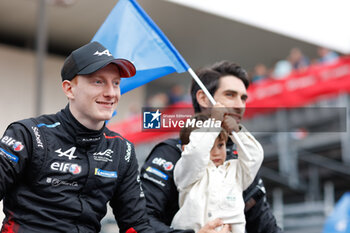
xmin=62 ymin=80 xmax=74 ymax=100
xmin=196 ymin=90 xmax=211 ymax=109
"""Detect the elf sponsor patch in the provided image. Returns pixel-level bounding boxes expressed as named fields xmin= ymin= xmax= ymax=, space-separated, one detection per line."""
xmin=152 ymin=157 xmax=174 ymax=171
xmin=1 ymin=136 xmax=24 ymax=152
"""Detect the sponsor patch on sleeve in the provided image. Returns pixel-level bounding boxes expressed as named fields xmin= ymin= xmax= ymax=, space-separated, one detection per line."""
xmin=124 ymin=141 xmax=131 ymax=162
xmin=146 ymin=166 xmax=168 ymax=180
xmin=142 ymin=173 xmax=166 ymax=187
xmin=94 ymin=168 xmax=118 ymax=178
xmin=1 ymin=136 xmax=24 ymax=152
xmin=152 ymin=157 xmax=174 ymax=171
xmin=0 ymin=147 xmax=19 ymax=163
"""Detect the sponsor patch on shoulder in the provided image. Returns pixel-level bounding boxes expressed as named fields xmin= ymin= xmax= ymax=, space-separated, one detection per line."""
xmin=152 ymin=157 xmax=174 ymax=171
xmin=0 ymin=147 xmax=19 ymax=163
xmin=94 ymin=168 xmax=118 ymax=178
xmin=31 ymin=126 xmax=44 ymax=149
xmin=146 ymin=166 xmax=168 ymax=180
xmin=1 ymin=136 xmax=24 ymax=152
xmin=143 ymin=173 xmax=165 ymax=187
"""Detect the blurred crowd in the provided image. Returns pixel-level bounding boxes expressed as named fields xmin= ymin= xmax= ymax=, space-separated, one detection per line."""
xmin=146 ymin=84 xmax=191 ymax=108
xmin=250 ymin=46 xmax=340 ymax=84
xmin=142 ymin=46 xmax=341 ymax=112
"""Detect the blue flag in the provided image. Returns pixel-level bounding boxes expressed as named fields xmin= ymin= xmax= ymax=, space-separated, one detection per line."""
xmin=92 ymin=0 xmax=190 ymax=94
xmin=323 ymin=192 xmax=350 ymax=233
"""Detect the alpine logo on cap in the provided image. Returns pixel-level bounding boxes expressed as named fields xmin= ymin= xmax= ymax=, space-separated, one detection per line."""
xmin=94 ymin=50 xmax=112 ymax=57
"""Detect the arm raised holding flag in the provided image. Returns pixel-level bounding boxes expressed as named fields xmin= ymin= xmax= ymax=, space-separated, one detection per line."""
xmin=92 ymin=0 xmax=247 ymax=154
xmin=140 ymin=61 xmax=282 ymax=233
xmin=92 ymin=0 xmax=281 ymax=232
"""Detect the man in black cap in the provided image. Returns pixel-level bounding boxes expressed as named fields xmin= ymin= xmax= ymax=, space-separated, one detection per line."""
xmin=0 ymin=41 xmax=155 ymax=233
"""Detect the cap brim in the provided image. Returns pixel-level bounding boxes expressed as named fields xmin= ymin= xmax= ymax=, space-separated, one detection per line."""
xmin=77 ymin=58 xmax=136 ymax=78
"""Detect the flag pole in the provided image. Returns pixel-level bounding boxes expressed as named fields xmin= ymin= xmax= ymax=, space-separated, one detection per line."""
xmin=188 ymin=67 xmax=251 ymax=157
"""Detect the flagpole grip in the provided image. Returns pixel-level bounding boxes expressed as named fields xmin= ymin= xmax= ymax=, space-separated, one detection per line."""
xmin=187 ymin=67 xmax=251 ymax=159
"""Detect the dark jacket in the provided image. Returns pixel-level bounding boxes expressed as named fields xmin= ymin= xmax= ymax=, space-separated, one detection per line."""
xmin=140 ymin=138 xmax=282 ymax=233
xmin=0 ymin=105 xmax=154 ymax=233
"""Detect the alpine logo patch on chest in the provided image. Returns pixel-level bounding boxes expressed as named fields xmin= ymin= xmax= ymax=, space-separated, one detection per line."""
xmin=55 ymin=147 xmax=77 ymax=160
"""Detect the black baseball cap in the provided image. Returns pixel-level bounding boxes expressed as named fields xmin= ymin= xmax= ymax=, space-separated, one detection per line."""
xmin=61 ymin=41 xmax=136 ymax=81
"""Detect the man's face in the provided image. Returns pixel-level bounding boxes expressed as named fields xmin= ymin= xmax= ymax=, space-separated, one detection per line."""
xmin=213 ymin=75 xmax=248 ymax=124
xmin=210 ymin=137 xmax=227 ymax=167
xmin=68 ymin=64 xmax=121 ymax=129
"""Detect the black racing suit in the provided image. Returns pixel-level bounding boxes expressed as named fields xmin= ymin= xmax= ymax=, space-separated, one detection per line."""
xmin=140 ymin=138 xmax=282 ymax=233
xmin=0 ymin=105 xmax=154 ymax=233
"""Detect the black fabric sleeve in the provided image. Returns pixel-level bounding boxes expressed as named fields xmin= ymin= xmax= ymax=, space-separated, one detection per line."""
xmin=110 ymin=141 xmax=155 ymax=233
xmin=0 ymin=123 xmax=32 ymax=200
xmin=244 ymin=175 xmax=283 ymax=233
xmin=140 ymin=141 xmax=194 ymax=233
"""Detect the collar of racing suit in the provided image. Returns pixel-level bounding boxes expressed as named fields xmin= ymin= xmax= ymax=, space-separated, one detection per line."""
xmin=57 ymin=104 xmax=105 ymax=147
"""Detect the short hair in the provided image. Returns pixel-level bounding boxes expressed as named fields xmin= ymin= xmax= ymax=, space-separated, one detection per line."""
xmin=179 ymin=113 xmax=228 ymax=146
xmin=190 ymin=61 xmax=249 ymax=113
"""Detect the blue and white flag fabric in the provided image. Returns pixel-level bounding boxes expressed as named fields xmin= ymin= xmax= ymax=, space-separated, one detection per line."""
xmin=323 ymin=192 xmax=350 ymax=233
xmin=92 ymin=0 xmax=190 ymax=94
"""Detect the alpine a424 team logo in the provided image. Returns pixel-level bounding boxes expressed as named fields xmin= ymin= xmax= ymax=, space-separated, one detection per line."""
xmin=51 ymin=147 xmax=81 ymax=175
xmin=55 ymin=147 xmax=77 ymax=160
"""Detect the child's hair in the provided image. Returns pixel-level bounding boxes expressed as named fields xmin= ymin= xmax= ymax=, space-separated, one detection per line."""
xmin=179 ymin=113 xmax=228 ymax=146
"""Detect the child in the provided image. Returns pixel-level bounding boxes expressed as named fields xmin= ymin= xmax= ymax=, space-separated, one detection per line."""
xmin=171 ymin=113 xmax=263 ymax=233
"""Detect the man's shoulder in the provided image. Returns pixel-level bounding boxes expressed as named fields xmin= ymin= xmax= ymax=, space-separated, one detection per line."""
xmin=103 ymin=128 xmax=130 ymax=143
xmin=150 ymin=138 xmax=181 ymax=157
xmin=159 ymin=138 xmax=182 ymax=150
xmin=24 ymin=113 xmax=60 ymax=127
xmin=141 ymin=138 xmax=182 ymax=188
xmin=12 ymin=114 xmax=56 ymax=131
xmin=143 ymin=138 xmax=182 ymax=166
xmin=103 ymin=128 xmax=135 ymax=154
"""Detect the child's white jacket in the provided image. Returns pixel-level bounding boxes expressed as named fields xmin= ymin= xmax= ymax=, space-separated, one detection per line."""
xmin=171 ymin=126 xmax=264 ymax=232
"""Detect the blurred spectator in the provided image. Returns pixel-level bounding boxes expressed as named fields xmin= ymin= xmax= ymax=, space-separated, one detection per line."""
xmin=317 ymin=47 xmax=339 ymax=64
xmin=272 ymin=59 xmax=292 ymax=79
xmin=251 ymin=63 xmax=268 ymax=83
xmin=168 ymin=84 xmax=185 ymax=105
xmin=147 ymin=92 xmax=169 ymax=107
xmin=288 ymin=47 xmax=310 ymax=71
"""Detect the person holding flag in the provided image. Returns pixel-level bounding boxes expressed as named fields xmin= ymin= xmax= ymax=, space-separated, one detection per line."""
xmin=0 ymin=41 xmax=155 ymax=233
xmin=140 ymin=61 xmax=282 ymax=233
xmin=91 ymin=0 xmax=281 ymax=232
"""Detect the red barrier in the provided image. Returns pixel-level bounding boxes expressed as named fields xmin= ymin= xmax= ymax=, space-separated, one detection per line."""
xmin=247 ymin=57 xmax=350 ymax=108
